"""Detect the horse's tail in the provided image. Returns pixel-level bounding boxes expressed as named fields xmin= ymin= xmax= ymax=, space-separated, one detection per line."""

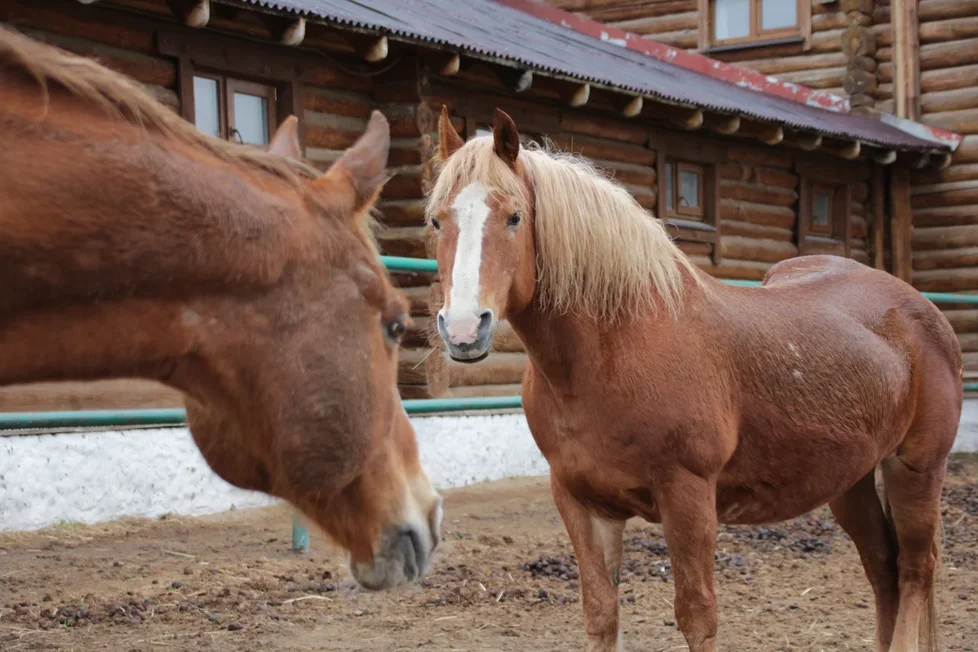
xmin=880 ymin=476 xmax=944 ymax=652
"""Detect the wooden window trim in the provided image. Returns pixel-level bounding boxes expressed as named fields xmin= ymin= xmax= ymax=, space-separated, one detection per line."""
xmin=698 ymin=0 xmax=812 ymax=51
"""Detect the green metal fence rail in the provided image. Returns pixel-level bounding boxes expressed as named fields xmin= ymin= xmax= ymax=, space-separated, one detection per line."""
xmin=3 ymin=255 xmax=977 ymax=549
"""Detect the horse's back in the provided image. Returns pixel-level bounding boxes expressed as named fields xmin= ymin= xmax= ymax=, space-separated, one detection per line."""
xmin=761 ymin=255 xmax=961 ymax=379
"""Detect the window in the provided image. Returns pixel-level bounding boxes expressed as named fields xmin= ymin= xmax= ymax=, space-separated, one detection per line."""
xmin=700 ymin=0 xmax=810 ymax=50
xmin=662 ymin=161 xmax=705 ymax=219
xmin=810 ymin=184 xmax=834 ymax=234
xmin=191 ymin=73 xmax=277 ymax=145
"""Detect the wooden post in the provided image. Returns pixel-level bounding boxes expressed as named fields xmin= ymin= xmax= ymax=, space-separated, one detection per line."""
xmin=892 ymin=0 xmax=921 ymax=120
xmin=871 ymin=164 xmax=886 ymax=270
xmin=842 ymin=0 xmax=878 ymax=114
xmin=889 ymin=165 xmax=913 ymax=282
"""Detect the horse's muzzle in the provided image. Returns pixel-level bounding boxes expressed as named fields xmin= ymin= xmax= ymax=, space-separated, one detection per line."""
xmin=350 ymin=496 xmax=443 ymax=590
xmin=437 ymin=310 xmax=494 ymax=363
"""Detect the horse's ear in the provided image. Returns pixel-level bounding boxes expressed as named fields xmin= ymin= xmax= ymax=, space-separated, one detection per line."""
xmin=438 ymin=106 xmax=464 ymax=160
xmin=268 ymin=115 xmax=302 ymax=159
xmin=314 ymin=110 xmax=390 ymax=216
xmin=492 ymin=108 xmax=520 ymax=169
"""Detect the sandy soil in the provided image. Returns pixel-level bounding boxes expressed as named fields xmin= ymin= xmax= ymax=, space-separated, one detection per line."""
xmin=2 ymin=455 xmax=977 ymax=652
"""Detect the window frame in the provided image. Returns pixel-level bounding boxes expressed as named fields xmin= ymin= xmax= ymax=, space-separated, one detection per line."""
xmin=797 ymin=161 xmax=852 ymax=257
xmin=652 ymin=132 xmax=725 ymax=264
xmin=698 ymin=0 xmax=812 ymax=51
xmin=191 ymin=72 xmax=279 ymax=145
xmin=674 ymin=162 xmax=706 ymax=219
xmin=159 ymin=29 xmax=304 ymax=149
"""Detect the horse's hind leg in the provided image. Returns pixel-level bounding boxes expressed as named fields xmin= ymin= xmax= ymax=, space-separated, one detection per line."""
xmin=881 ymin=369 xmax=958 ymax=652
xmin=828 ymin=470 xmax=899 ymax=651
xmin=881 ymin=454 xmax=947 ymax=652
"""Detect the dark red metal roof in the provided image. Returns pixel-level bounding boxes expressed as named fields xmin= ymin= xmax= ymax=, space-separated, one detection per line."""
xmin=232 ymin=0 xmax=956 ymax=152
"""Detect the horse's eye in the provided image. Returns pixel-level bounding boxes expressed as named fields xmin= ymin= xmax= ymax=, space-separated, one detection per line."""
xmin=431 ymin=218 xmax=441 ymax=230
xmin=507 ymin=212 xmax=521 ymax=226
xmin=384 ymin=315 xmax=408 ymax=344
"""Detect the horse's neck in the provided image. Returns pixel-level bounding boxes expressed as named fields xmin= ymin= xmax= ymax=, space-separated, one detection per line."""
xmin=0 ymin=107 xmax=301 ymax=390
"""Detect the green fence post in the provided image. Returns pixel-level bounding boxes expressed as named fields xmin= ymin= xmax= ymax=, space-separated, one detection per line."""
xmin=291 ymin=511 xmax=310 ymax=552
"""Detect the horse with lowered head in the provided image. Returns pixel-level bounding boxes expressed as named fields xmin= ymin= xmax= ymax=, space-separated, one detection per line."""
xmin=429 ymin=106 xmax=961 ymax=652
xmin=0 ymin=25 xmax=441 ymax=590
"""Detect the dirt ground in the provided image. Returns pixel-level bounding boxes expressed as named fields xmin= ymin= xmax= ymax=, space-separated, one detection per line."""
xmin=2 ymin=456 xmax=977 ymax=652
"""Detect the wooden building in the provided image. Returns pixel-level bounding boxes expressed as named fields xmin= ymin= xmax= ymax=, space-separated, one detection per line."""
xmin=543 ymin=0 xmax=978 ymax=377
xmin=0 ymin=0 xmax=964 ymax=409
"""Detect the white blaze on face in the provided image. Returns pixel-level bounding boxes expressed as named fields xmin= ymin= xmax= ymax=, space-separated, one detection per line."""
xmin=442 ymin=182 xmax=491 ymax=341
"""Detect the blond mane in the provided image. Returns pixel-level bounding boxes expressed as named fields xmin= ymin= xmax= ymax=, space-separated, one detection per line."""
xmin=0 ymin=25 xmax=320 ymax=185
xmin=428 ymin=136 xmax=697 ymax=322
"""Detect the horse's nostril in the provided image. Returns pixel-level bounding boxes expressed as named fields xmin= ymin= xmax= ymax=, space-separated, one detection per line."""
xmin=477 ymin=309 xmax=494 ymax=337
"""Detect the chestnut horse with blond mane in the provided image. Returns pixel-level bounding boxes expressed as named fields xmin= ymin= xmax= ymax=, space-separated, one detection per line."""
xmin=0 ymin=25 xmax=443 ymax=591
xmin=430 ymin=107 xmax=961 ymax=652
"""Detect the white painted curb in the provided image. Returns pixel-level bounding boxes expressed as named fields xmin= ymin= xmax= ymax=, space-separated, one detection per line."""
xmin=2 ymin=402 xmax=977 ymax=532
xmin=0 ymin=413 xmax=547 ymax=531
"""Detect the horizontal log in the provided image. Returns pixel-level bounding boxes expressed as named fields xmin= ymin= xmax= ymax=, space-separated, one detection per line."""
xmin=547 ymin=133 xmax=655 ymax=166
xmin=560 ymin=112 xmax=648 ymax=145
xmin=676 ymin=241 xmax=714 ymax=257
xmin=913 ymin=246 xmax=978 ymax=271
xmin=401 ymin=285 xmax=435 ymax=317
xmin=402 ymin=315 xmax=434 ymax=349
xmin=957 ymin=136 xmax=978 ymax=164
xmin=649 ymin=29 xmax=698 ymax=49
xmin=923 ymin=109 xmax=978 ymax=135
xmin=945 ymin=309 xmax=978 ymax=333
xmin=0 ymin=379 xmax=182 ymax=412
xmin=719 ymin=162 xmax=750 ymax=182
xmin=445 ymin=383 xmax=523 ymax=398
xmin=624 ymin=184 xmax=657 ymax=210
xmin=593 ymin=159 xmax=656 ymax=187
xmin=851 ymin=249 xmax=870 ymax=265
xmin=378 ymin=199 xmax=426 ymax=227
xmin=851 ymin=181 xmax=870 ymax=203
xmin=875 ymin=0 xmax=978 ymax=23
xmin=0 ymin=2 xmax=156 ymax=53
xmin=720 ymin=200 xmax=796 ymax=230
xmin=398 ymin=346 xmax=447 ymax=387
xmin=916 ymin=37 xmax=978 ymax=72
xmin=921 ymin=87 xmax=978 ymax=114
xmin=492 ymin=321 xmax=524 ymax=353
xmin=726 ymin=146 xmax=794 ymax=169
xmin=609 ymin=11 xmax=697 ymax=35
xmin=800 ymin=236 xmax=846 ymax=257
xmin=721 ymin=181 xmax=798 ymax=208
xmin=913 ymin=268 xmax=978 ymax=293
xmin=915 ymin=163 xmax=978 ymax=186
xmin=959 ymin=333 xmax=978 ymax=352
xmin=388 ymin=142 xmax=423 ymax=168
xmin=304 ymin=111 xmax=366 ymax=150
xmin=302 ymin=87 xmax=371 ymax=118
xmin=851 ymin=215 xmax=868 ymax=238
xmin=720 ymin=236 xmax=797 ymax=264
xmin=754 ymin=168 xmax=799 ymax=190
xmin=912 ymin=224 xmax=978 ymax=251
xmin=717 ymin=29 xmax=844 ymax=65
xmin=383 ymin=167 xmax=424 ymax=200
xmin=776 ymin=67 xmax=846 ymax=90
xmin=449 ymin=352 xmax=528 ymax=387
xmin=586 ymin=0 xmax=696 ymax=22
xmin=913 ymin=205 xmax=978 ymax=228
xmin=720 ymin=219 xmax=794 ymax=242
xmin=911 ymin=185 xmax=978 ymax=209
xmin=701 ymin=259 xmax=772 ymax=281
xmin=17 ymin=28 xmax=175 ymax=87
xmin=377 ymin=226 xmax=428 ymax=259
xmin=733 ymin=52 xmax=849 ymax=76
xmin=920 ymin=64 xmax=978 ymax=94
xmin=877 ymin=16 xmax=978 ymax=46
xmin=912 ymin=180 xmax=978 ymax=197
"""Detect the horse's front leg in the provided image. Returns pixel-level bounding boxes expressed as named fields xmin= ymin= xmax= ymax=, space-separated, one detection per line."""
xmin=551 ymin=475 xmax=625 ymax=652
xmin=657 ymin=470 xmax=719 ymax=652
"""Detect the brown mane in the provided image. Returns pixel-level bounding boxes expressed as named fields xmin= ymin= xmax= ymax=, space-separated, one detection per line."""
xmin=0 ymin=24 xmax=320 ymax=185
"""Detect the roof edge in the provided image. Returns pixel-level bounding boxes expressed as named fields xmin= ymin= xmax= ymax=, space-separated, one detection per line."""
xmin=495 ymin=0 xmax=851 ymax=114
xmin=878 ymin=113 xmax=963 ymax=151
